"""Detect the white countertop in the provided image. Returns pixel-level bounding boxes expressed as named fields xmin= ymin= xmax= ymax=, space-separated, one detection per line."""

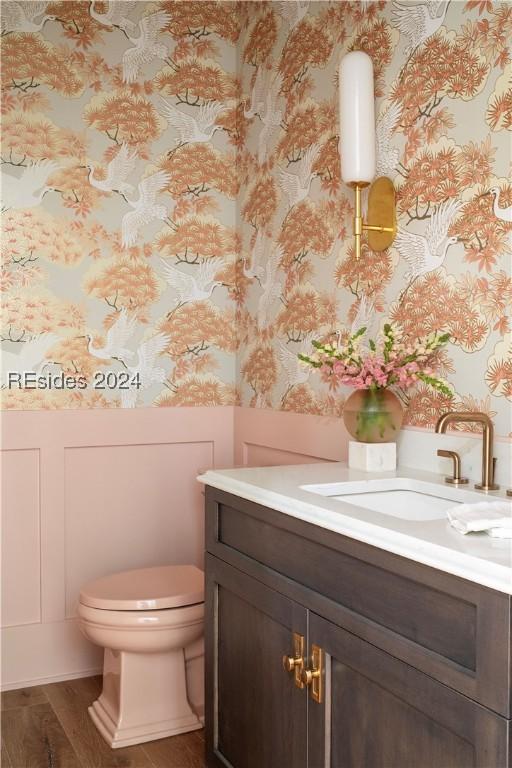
xmin=198 ymin=462 xmax=512 ymax=595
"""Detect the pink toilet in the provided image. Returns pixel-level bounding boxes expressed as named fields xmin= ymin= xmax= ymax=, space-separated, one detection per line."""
xmin=78 ymin=564 xmax=204 ymax=748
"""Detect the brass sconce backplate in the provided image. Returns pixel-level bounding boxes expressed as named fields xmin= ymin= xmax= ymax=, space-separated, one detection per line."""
xmin=367 ymin=176 xmax=396 ymax=252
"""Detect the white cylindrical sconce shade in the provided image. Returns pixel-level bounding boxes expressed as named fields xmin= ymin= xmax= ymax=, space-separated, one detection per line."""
xmin=339 ymin=51 xmax=376 ymax=185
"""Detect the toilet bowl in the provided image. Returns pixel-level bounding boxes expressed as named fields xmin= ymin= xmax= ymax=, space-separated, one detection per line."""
xmin=78 ymin=564 xmax=204 ymax=748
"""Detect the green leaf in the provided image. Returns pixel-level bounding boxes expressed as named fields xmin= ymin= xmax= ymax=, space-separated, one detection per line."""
xmin=297 ymin=353 xmax=322 ymax=368
xmin=417 ymin=372 xmax=453 ymax=397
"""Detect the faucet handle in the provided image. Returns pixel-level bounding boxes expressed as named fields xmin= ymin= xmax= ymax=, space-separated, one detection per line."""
xmin=437 ymin=449 xmax=469 ymax=485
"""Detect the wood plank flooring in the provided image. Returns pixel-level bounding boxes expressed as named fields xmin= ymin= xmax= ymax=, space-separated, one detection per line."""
xmin=1 ymin=676 xmax=205 ymax=768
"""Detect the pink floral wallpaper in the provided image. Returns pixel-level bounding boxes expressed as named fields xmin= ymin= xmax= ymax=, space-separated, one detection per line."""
xmin=1 ymin=0 xmax=240 ymax=409
xmin=1 ymin=1 xmax=511 ymax=439
xmin=237 ymin=0 xmax=512 ymax=437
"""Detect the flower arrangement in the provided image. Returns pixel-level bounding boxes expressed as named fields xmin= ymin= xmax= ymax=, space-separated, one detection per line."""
xmin=299 ymin=324 xmax=452 ymax=442
xmin=299 ymin=324 xmax=452 ymax=395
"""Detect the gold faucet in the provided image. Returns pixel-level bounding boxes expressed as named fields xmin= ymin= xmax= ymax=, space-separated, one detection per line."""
xmin=436 ymin=449 xmax=468 ymax=485
xmin=435 ymin=411 xmax=499 ymax=491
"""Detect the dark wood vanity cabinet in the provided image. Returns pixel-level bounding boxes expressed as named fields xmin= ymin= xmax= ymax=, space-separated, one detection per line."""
xmin=308 ymin=612 xmax=509 ymax=768
xmin=206 ymin=555 xmax=307 ymax=768
xmin=204 ymin=487 xmax=512 ymax=768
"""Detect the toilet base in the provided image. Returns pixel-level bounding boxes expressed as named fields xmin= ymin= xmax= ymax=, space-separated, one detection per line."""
xmin=90 ymin=646 xmax=202 ymax=748
xmin=89 ymin=698 xmax=202 ymax=749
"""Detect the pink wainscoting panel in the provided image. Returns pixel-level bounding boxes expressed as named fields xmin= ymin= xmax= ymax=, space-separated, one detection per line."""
xmin=2 ymin=620 xmax=102 ymax=691
xmin=64 ymin=441 xmax=212 ymax=618
xmin=0 ymin=406 xmax=234 ymax=689
xmin=1 ymin=449 xmax=41 ymax=628
xmin=234 ymin=406 xmax=348 ymax=467
xmin=0 ymin=405 xmax=349 ymax=688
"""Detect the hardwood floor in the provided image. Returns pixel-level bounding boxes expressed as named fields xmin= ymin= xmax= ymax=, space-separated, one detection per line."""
xmin=1 ymin=676 xmax=205 ymax=768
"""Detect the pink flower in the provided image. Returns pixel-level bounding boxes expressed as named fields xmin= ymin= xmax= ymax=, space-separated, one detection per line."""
xmin=333 ymin=360 xmax=347 ymax=375
xmin=300 ymin=326 xmax=450 ymax=396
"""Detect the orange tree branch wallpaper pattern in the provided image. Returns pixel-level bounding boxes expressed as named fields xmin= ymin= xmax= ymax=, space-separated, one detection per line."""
xmin=237 ymin=0 xmax=511 ymax=437
xmin=0 ymin=1 xmax=511 ymax=438
xmin=1 ymin=0 xmax=240 ymax=410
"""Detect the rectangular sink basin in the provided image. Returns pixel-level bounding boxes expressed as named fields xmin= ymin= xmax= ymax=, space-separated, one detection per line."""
xmin=300 ymin=478 xmax=487 ymax=522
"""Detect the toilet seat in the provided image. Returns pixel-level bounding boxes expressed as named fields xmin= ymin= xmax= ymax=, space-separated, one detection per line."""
xmin=79 ymin=564 xmax=204 ymax=611
xmin=78 ymin=602 xmax=204 ymax=631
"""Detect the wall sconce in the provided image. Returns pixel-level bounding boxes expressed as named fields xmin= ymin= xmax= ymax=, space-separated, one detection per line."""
xmin=339 ymin=51 xmax=396 ymax=259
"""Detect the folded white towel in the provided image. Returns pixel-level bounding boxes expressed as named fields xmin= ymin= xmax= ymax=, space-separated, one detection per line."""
xmin=447 ymin=500 xmax=512 ymax=538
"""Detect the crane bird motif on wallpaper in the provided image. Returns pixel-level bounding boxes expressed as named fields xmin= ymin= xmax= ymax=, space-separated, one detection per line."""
xmin=1 ymin=160 xmax=59 ymax=211
xmin=487 ymin=187 xmax=512 ymax=224
xmin=120 ymin=333 xmax=170 ymax=408
xmin=122 ymin=11 xmax=170 ymax=84
xmin=85 ymin=309 xmax=137 ymax=363
xmin=1 ymin=334 xmax=59 ymax=387
xmin=161 ymin=258 xmax=225 ymax=306
xmin=244 ymin=66 xmax=270 ymax=120
xmin=278 ymin=335 xmax=313 ymax=390
xmin=257 ymin=249 xmax=283 ymax=331
xmin=279 ymin=0 xmax=310 ymax=29
xmin=159 ymin=98 xmax=227 ymax=146
xmin=258 ymin=75 xmax=284 ymax=165
xmin=392 ymin=0 xmax=451 ymax=58
xmin=278 ymin=143 xmax=321 ymax=209
xmin=360 ymin=102 xmax=402 ymax=218
xmin=87 ymin=143 xmax=138 ymax=199
xmin=89 ymin=0 xmax=136 ymax=33
xmin=243 ymin=230 xmax=267 ymax=281
xmin=121 ymin=170 xmax=170 ymax=248
xmin=376 ymin=102 xmax=401 ymax=179
xmin=395 ymin=198 xmax=462 ymax=286
xmin=350 ymin=296 xmax=377 ymax=343
xmin=0 ymin=1 xmax=55 ymax=34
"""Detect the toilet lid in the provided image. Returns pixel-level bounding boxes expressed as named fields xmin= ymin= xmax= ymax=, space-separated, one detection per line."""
xmin=79 ymin=565 xmax=204 ymax=611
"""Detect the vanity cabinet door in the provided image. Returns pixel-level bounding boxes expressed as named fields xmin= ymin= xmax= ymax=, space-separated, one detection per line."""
xmin=307 ymin=613 xmax=509 ymax=768
xmin=205 ymin=554 xmax=308 ymax=768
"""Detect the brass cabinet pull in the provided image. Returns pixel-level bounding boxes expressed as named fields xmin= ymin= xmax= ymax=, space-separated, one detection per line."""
xmin=282 ymin=632 xmax=305 ymax=689
xmin=302 ymin=667 xmax=320 ymax=685
xmin=282 ymin=655 xmax=301 ymax=673
xmin=301 ymin=644 xmax=323 ymax=703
